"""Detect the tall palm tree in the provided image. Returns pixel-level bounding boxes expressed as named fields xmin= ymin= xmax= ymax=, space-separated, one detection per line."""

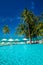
xmin=21 ymin=8 xmax=38 ymax=43
xmin=2 ymin=25 xmax=10 ymax=34
xmin=16 ymin=8 xmax=43 ymax=44
xmin=16 ymin=8 xmax=37 ymax=43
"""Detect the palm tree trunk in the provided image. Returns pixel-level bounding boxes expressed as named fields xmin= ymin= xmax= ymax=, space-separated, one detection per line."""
xmin=29 ymin=37 xmax=32 ymax=44
xmin=28 ymin=24 xmax=32 ymax=44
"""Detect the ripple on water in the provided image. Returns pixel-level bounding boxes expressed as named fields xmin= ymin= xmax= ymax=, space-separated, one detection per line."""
xmin=0 ymin=44 xmax=43 ymax=65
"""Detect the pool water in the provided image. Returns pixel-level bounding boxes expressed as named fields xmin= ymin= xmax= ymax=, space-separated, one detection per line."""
xmin=0 ymin=44 xmax=43 ymax=65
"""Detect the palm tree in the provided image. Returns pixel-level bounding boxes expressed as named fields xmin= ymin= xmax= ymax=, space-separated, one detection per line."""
xmin=21 ymin=8 xmax=38 ymax=43
xmin=16 ymin=8 xmax=37 ymax=43
xmin=2 ymin=25 xmax=10 ymax=34
xmin=16 ymin=8 xmax=43 ymax=44
xmin=36 ymin=22 xmax=43 ymax=36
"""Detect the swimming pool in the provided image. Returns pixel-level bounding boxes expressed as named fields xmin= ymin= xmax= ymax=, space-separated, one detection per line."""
xmin=0 ymin=44 xmax=43 ymax=65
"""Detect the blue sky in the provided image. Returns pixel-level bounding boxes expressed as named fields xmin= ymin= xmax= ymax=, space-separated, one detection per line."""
xmin=0 ymin=0 xmax=43 ymax=39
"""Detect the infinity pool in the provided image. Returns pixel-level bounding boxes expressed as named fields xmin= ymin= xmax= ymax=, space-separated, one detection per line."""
xmin=0 ymin=44 xmax=43 ymax=65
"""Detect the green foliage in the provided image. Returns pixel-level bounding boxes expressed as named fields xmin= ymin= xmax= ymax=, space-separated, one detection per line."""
xmin=16 ymin=8 xmax=43 ymax=42
xmin=2 ymin=25 xmax=10 ymax=34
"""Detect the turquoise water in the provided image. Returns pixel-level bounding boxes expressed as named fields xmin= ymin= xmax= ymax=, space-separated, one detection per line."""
xmin=0 ymin=44 xmax=43 ymax=65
